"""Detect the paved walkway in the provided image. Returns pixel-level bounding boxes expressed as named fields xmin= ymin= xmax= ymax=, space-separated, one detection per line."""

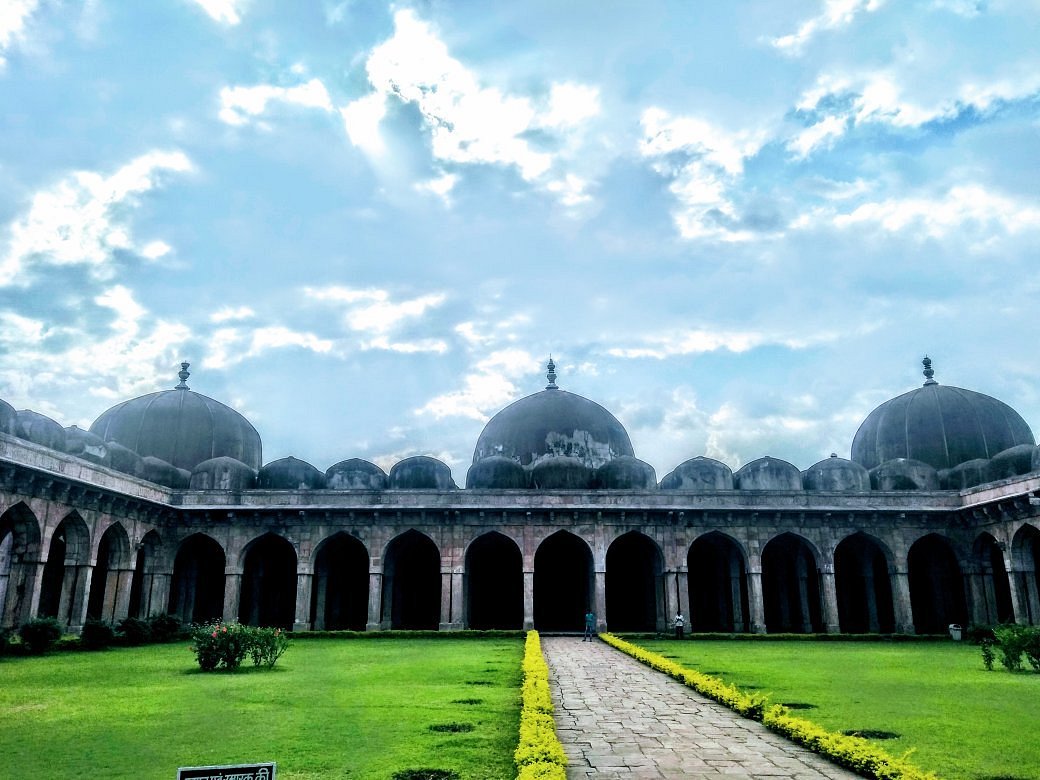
xmin=542 ymin=637 xmax=861 ymax=780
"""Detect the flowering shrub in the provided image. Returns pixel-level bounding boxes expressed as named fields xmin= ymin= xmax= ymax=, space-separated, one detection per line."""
xmin=514 ymin=631 xmax=567 ymax=780
xmin=190 ymin=622 xmax=289 ymax=671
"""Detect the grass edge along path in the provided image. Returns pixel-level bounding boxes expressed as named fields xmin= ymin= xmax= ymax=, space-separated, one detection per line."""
xmin=514 ymin=631 xmax=568 ymax=780
xmin=599 ymin=633 xmax=936 ymax=780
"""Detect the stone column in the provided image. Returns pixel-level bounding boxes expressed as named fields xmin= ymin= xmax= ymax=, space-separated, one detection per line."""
xmin=111 ymin=568 xmax=134 ymax=624
xmin=312 ymin=570 xmax=327 ymax=631
xmin=1016 ymin=569 xmax=1040 ymax=625
xmin=438 ymin=568 xmax=453 ymax=631
xmin=293 ymin=572 xmax=313 ymax=632
xmin=796 ymin=557 xmax=813 ymax=633
xmin=366 ymin=570 xmax=383 ymax=631
xmin=150 ymin=572 xmax=171 ymax=618
xmin=594 ymin=569 xmax=607 ymax=633
xmin=663 ymin=571 xmax=679 ymax=629
xmin=222 ymin=572 xmax=242 ymax=623
xmin=819 ymin=564 xmax=841 ymax=634
xmin=863 ymin=562 xmax=880 ymax=633
xmin=746 ymin=566 xmax=766 ymax=634
xmin=67 ymin=565 xmax=93 ymax=633
xmin=890 ymin=568 xmax=915 ymax=634
xmin=522 ymin=569 xmax=534 ymax=630
xmin=964 ymin=567 xmax=991 ymax=626
xmin=1002 ymin=552 xmax=1025 ymax=625
xmin=444 ymin=566 xmax=464 ymax=630
xmin=677 ymin=569 xmax=691 ymax=631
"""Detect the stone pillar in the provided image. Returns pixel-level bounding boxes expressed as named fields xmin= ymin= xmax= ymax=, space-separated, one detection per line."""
xmin=663 ymin=571 xmax=679 ymax=629
xmin=438 ymin=568 xmax=453 ymax=631
xmin=312 ymin=570 xmax=327 ymax=631
xmin=1002 ymin=553 xmax=1025 ymax=625
xmin=222 ymin=572 xmax=242 ymax=623
xmin=890 ymin=568 xmax=915 ymax=634
xmin=2 ymin=558 xmax=42 ymax=629
xmin=746 ymin=567 xmax=766 ymax=634
xmin=67 ymin=565 xmax=93 ymax=633
xmin=819 ymin=564 xmax=841 ymax=633
xmin=863 ymin=562 xmax=880 ymax=633
xmin=150 ymin=572 xmax=171 ymax=618
xmin=111 ymin=568 xmax=134 ymax=624
xmin=1016 ymin=569 xmax=1040 ymax=625
xmin=677 ymin=569 xmax=691 ymax=631
xmin=451 ymin=566 xmax=465 ymax=629
xmin=522 ymin=569 xmax=534 ymax=630
xmin=293 ymin=572 xmax=313 ymax=632
xmin=594 ymin=569 xmax=607 ymax=633
xmin=366 ymin=571 xmax=383 ymax=631
xmin=964 ymin=568 xmax=991 ymax=626
xmin=796 ymin=558 xmax=813 ymax=633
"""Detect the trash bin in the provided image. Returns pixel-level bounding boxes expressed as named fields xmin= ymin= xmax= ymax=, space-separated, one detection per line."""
xmin=948 ymin=623 xmax=963 ymax=641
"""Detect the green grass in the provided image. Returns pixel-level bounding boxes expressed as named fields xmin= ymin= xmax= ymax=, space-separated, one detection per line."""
xmin=636 ymin=638 xmax=1040 ymax=780
xmin=0 ymin=638 xmax=523 ymax=780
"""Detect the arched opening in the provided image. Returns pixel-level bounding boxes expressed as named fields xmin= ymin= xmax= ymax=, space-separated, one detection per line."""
xmin=465 ymin=532 xmax=522 ymax=630
xmin=834 ymin=533 xmax=895 ymax=633
xmin=382 ymin=530 xmax=441 ymax=630
xmin=38 ymin=513 xmax=90 ymax=626
xmin=1011 ymin=524 xmax=1040 ymax=625
xmin=0 ymin=503 xmax=41 ymax=630
xmin=87 ymin=523 xmax=131 ymax=622
xmin=970 ymin=533 xmax=1014 ymax=625
xmin=606 ymin=532 xmax=663 ymax=632
xmin=762 ymin=533 xmax=823 ymax=633
xmin=687 ymin=532 xmax=749 ymax=632
xmin=534 ymin=531 xmax=593 ymax=631
xmin=169 ymin=534 xmax=226 ymax=624
xmin=908 ymin=534 xmax=968 ymax=633
xmin=240 ymin=534 xmax=297 ymax=629
xmin=311 ymin=533 xmax=369 ymax=630
xmin=128 ymin=530 xmax=163 ymax=618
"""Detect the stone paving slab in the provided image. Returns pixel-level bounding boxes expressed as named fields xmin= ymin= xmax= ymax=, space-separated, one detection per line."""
xmin=542 ymin=637 xmax=861 ymax=780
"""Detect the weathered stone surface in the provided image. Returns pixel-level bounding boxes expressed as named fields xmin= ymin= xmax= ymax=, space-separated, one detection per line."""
xmin=986 ymin=444 xmax=1036 ymax=482
xmin=16 ymin=410 xmax=65 ymax=451
xmin=63 ymin=425 xmax=111 ymax=467
xmin=466 ymin=455 xmax=528 ymax=489
xmin=107 ymin=441 xmax=146 ymax=479
xmin=190 ymin=455 xmax=256 ymax=490
xmin=530 ymin=456 xmax=593 ymax=489
xmin=802 ymin=455 xmax=869 ymax=491
xmin=0 ymin=398 xmax=17 ymax=436
xmin=942 ymin=459 xmax=990 ymax=490
xmin=869 ymin=458 xmax=939 ymax=491
xmin=595 ymin=456 xmax=657 ymax=490
xmin=388 ymin=455 xmax=457 ymax=490
xmin=735 ymin=457 xmax=802 ymax=491
xmin=258 ymin=456 xmax=325 ymax=490
xmin=659 ymin=456 xmax=734 ymax=490
xmin=325 ymin=458 xmax=388 ymax=490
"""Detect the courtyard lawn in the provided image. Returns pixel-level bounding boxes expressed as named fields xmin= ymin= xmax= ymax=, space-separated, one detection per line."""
xmin=0 ymin=637 xmax=523 ymax=780
xmin=635 ymin=638 xmax=1040 ymax=780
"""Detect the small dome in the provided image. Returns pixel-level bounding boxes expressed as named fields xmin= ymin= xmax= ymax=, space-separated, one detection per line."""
xmin=852 ymin=358 xmax=1035 ymax=471
xmin=595 ymin=456 xmax=657 ymax=490
xmin=473 ymin=359 xmax=634 ymax=469
xmin=530 ymin=456 xmax=593 ymax=489
xmin=90 ymin=363 xmax=262 ymax=472
xmin=141 ymin=456 xmax=190 ymax=489
xmin=941 ymin=459 xmax=989 ymax=490
xmin=868 ymin=458 xmax=939 ymax=491
xmin=734 ymin=457 xmax=802 ymax=491
xmin=986 ymin=444 xmax=1036 ymax=482
xmin=466 ymin=456 xmax=528 ymax=489
xmin=325 ymin=459 xmax=387 ymax=490
xmin=659 ymin=457 xmax=734 ymax=490
xmin=388 ymin=456 xmax=457 ymax=490
xmin=16 ymin=410 xmax=65 ymax=450
xmin=106 ymin=441 xmax=146 ymax=478
xmin=190 ymin=456 xmax=256 ymax=491
xmin=0 ymin=398 xmax=17 ymax=435
xmin=802 ymin=455 xmax=870 ymax=491
xmin=257 ymin=456 xmax=326 ymax=490
xmin=1033 ymin=446 xmax=1040 ymax=474
xmin=64 ymin=425 xmax=111 ymax=467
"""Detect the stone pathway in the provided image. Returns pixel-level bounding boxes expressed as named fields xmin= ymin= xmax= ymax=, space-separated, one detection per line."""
xmin=542 ymin=636 xmax=861 ymax=780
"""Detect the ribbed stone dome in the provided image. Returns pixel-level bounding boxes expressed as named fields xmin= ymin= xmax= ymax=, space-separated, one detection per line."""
xmin=190 ymin=456 xmax=256 ymax=491
xmin=388 ymin=456 xmax=457 ymax=490
xmin=659 ymin=457 xmax=734 ymax=490
xmin=16 ymin=410 xmax=66 ymax=450
xmin=473 ymin=359 xmax=634 ymax=469
xmin=325 ymin=459 xmax=387 ymax=490
xmin=258 ymin=456 xmax=325 ymax=490
xmin=529 ymin=456 xmax=593 ymax=489
xmin=595 ymin=456 xmax=657 ymax=490
xmin=0 ymin=398 xmax=17 ymax=436
xmin=90 ymin=363 xmax=262 ymax=472
xmin=734 ymin=457 xmax=802 ymax=491
xmin=802 ymin=455 xmax=870 ymax=491
xmin=852 ymin=358 xmax=1035 ymax=472
xmin=869 ymin=458 xmax=939 ymax=491
xmin=466 ymin=456 xmax=528 ymax=489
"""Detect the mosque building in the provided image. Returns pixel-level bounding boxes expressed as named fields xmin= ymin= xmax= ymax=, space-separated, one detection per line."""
xmin=1 ymin=357 xmax=1039 ymax=636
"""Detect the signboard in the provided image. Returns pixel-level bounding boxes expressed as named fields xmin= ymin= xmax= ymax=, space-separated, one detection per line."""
xmin=177 ymin=762 xmax=276 ymax=780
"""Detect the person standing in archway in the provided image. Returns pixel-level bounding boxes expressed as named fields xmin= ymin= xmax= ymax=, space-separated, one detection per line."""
xmin=583 ymin=609 xmax=596 ymax=642
xmin=673 ymin=611 xmax=685 ymax=640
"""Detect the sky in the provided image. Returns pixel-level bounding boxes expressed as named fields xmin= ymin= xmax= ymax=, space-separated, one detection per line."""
xmin=1 ymin=0 xmax=1038 ymax=484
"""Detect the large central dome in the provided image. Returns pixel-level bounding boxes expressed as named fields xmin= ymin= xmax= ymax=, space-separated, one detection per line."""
xmin=473 ymin=359 xmax=634 ymax=468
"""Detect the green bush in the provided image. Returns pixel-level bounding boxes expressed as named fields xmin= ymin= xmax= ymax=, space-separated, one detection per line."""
xmin=147 ymin=613 xmax=183 ymax=642
xmin=81 ymin=618 xmax=115 ymax=650
xmin=248 ymin=626 xmax=290 ymax=668
xmin=116 ymin=616 xmax=152 ymax=645
xmin=19 ymin=617 xmax=63 ymax=654
xmin=190 ymin=622 xmax=291 ymax=671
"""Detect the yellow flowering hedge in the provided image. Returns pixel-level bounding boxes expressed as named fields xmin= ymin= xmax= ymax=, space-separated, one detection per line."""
xmin=599 ymin=633 xmax=936 ymax=780
xmin=514 ymin=631 xmax=567 ymax=780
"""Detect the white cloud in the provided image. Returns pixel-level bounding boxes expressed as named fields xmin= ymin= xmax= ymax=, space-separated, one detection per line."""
xmin=415 ymin=172 xmax=459 ymax=204
xmin=772 ymin=0 xmax=886 ymax=56
xmin=219 ymin=78 xmax=333 ymax=126
xmin=639 ymin=108 xmax=767 ymax=241
xmin=416 ymin=348 xmax=538 ymax=421
xmin=305 ymin=285 xmax=447 ymax=335
xmin=787 ymin=114 xmax=848 ymax=158
xmin=342 ymin=9 xmax=600 ymax=203
xmin=607 ymin=328 xmax=824 ymax=360
xmin=188 ymin=0 xmax=244 ymax=25
xmin=210 ymin=306 xmax=256 ymax=323
xmin=0 ymin=150 xmax=193 ymax=286
xmin=204 ymin=325 xmax=334 ymax=369
xmin=139 ymin=240 xmax=172 ymax=260
xmin=0 ymin=0 xmax=38 ymax=68
xmin=362 ymin=336 xmax=448 ymax=354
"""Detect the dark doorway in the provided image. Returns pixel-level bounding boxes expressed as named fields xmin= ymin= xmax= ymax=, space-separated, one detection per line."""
xmin=688 ymin=532 xmax=749 ymax=632
xmin=383 ymin=530 xmax=441 ymax=630
xmin=466 ymin=532 xmax=523 ymax=629
xmin=534 ymin=531 xmax=593 ymax=631
xmin=170 ymin=534 xmax=226 ymax=624
xmin=240 ymin=534 xmax=297 ymax=629
xmin=762 ymin=533 xmax=823 ymax=633
xmin=834 ymin=533 xmax=895 ymax=633
xmin=128 ymin=531 xmax=162 ymax=618
xmin=38 ymin=514 xmax=89 ymax=623
xmin=971 ymin=534 xmax=1014 ymax=625
xmin=606 ymin=532 xmax=662 ymax=631
xmin=87 ymin=524 xmax=130 ymax=621
xmin=311 ymin=533 xmax=369 ymax=630
xmin=0 ymin=503 xmax=42 ymax=629
xmin=908 ymin=534 xmax=967 ymax=633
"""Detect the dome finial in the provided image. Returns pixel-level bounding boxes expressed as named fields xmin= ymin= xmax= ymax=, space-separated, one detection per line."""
xmin=545 ymin=355 xmax=558 ymax=390
xmin=176 ymin=361 xmax=191 ymax=390
xmin=922 ymin=355 xmax=937 ymax=386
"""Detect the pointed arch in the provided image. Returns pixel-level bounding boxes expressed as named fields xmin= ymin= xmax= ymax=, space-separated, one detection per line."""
xmin=128 ymin=530 xmax=164 ymax=619
xmin=534 ymin=530 xmax=593 ymax=631
xmin=761 ymin=532 xmax=823 ymax=633
xmin=169 ymin=533 xmax=226 ymax=624
xmin=465 ymin=531 xmax=523 ymax=630
xmin=834 ymin=532 xmax=895 ymax=633
xmin=311 ymin=532 xmax=369 ymax=630
xmin=970 ymin=532 xmax=1014 ymax=625
xmin=0 ymin=502 xmax=42 ymax=629
xmin=87 ymin=522 xmax=132 ymax=623
xmin=688 ymin=531 xmax=750 ymax=633
xmin=38 ymin=512 xmax=91 ymax=625
xmin=239 ymin=533 xmax=297 ymax=629
xmin=1011 ymin=524 xmax=1040 ymax=625
xmin=606 ymin=531 xmax=664 ymax=632
xmin=908 ymin=533 xmax=967 ymax=633
xmin=382 ymin=529 xmax=441 ymax=630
